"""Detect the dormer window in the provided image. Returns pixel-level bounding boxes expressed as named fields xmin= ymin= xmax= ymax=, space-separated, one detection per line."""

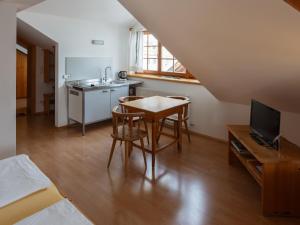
xmin=141 ymin=32 xmax=195 ymax=79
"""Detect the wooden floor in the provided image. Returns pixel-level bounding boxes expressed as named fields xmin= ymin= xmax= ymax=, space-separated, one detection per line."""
xmin=17 ymin=115 xmax=300 ymax=225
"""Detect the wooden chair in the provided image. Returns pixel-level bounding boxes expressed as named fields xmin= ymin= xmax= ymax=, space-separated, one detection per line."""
xmin=118 ymin=96 xmax=149 ymax=144
xmin=118 ymin=96 xmax=144 ymax=112
xmin=158 ymin=96 xmax=191 ymax=142
xmin=107 ymin=106 xmax=147 ymax=170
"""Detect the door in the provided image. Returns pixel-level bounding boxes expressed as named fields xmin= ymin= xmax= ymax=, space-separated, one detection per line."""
xmin=16 ymin=50 xmax=27 ymax=99
xmin=110 ymin=86 xmax=129 ymax=110
xmin=85 ymin=89 xmax=111 ymax=124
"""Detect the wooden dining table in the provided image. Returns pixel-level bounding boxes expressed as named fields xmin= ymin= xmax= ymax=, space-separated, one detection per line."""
xmin=121 ymin=96 xmax=190 ymax=168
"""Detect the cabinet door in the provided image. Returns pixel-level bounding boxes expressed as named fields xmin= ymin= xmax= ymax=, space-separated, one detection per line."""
xmin=110 ymin=86 xmax=129 ymax=110
xmin=69 ymin=89 xmax=83 ymax=123
xmin=85 ymin=89 xmax=111 ymax=124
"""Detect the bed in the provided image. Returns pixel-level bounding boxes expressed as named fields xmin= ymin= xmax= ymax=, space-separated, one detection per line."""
xmin=0 ymin=155 xmax=92 ymax=225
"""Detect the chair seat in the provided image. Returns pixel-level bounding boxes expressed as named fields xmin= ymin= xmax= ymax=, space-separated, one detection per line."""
xmin=126 ymin=116 xmax=140 ymax=122
xmin=112 ymin=125 xmax=147 ymax=141
xmin=166 ymin=114 xmax=188 ymax=122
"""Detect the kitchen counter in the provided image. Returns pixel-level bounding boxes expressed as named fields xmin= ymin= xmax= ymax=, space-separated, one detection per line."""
xmin=66 ymin=78 xmax=143 ymax=135
xmin=65 ymin=79 xmax=143 ymax=91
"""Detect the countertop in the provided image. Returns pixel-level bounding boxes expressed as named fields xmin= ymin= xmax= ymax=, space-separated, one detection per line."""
xmin=65 ymin=79 xmax=143 ymax=91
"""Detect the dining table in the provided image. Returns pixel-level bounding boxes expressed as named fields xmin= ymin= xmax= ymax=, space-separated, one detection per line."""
xmin=121 ymin=96 xmax=190 ymax=168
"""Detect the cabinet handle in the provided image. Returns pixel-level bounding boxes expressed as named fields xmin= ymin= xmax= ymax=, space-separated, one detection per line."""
xmin=111 ymin=89 xmax=115 ymax=92
xmin=102 ymin=90 xmax=108 ymax=93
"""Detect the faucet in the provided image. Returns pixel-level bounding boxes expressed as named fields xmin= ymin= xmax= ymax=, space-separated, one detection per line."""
xmin=104 ymin=66 xmax=112 ymax=83
xmin=99 ymin=70 xmax=103 ymax=83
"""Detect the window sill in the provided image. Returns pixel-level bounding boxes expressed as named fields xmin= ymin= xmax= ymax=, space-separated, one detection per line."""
xmin=128 ymin=73 xmax=201 ymax=85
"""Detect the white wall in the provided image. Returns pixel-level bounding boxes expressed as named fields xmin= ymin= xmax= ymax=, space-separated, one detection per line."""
xmin=35 ymin=47 xmax=53 ymax=113
xmin=18 ymin=12 xmax=129 ymax=126
xmin=0 ymin=3 xmax=16 ymax=159
xmin=133 ymin=78 xmax=300 ymax=146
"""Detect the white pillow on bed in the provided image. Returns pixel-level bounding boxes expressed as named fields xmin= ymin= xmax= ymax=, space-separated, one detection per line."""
xmin=0 ymin=154 xmax=51 ymax=207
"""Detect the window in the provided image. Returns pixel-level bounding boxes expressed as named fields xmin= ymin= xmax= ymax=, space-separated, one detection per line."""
xmin=142 ymin=32 xmax=195 ymax=79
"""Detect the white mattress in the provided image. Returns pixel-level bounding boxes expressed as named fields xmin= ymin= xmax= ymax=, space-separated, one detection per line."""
xmin=14 ymin=199 xmax=93 ymax=225
xmin=0 ymin=154 xmax=51 ymax=207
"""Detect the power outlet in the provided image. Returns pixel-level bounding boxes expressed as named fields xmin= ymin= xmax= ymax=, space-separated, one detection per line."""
xmin=63 ymin=74 xmax=71 ymax=79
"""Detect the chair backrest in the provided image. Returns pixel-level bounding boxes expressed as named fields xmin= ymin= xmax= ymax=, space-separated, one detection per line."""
xmin=111 ymin=106 xmax=145 ymax=140
xmin=118 ymin=96 xmax=144 ymax=112
xmin=166 ymin=96 xmax=190 ymax=119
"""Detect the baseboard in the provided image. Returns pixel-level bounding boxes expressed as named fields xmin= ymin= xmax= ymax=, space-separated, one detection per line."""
xmin=189 ymin=130 xmax=227 ymax=144
xmin=162 ymin=122 xmax=227 ymax=144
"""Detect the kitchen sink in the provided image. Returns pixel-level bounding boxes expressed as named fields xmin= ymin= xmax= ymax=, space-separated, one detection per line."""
xmin=109 ymin=80 xmax=126 ymax=84
xmin=67 ymin=79 xmax=132 ymax=90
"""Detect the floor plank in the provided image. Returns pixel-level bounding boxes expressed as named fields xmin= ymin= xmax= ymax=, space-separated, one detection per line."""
xmin=16 ymin=115 xmax=300 ymax=225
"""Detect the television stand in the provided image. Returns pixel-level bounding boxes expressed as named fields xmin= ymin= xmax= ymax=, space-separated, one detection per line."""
xmin=249 ymin=132 xmax=278 ymax=149
xmin=228 ymin=125 xmax=300 ymax=217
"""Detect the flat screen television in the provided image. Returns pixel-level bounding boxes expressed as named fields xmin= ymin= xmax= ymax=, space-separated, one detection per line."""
xmin=250 ymin=100 xmax=281 ymax=148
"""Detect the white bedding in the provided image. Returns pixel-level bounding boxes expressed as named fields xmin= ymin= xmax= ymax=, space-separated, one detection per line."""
xmin=14 ymin=199 xmax=93 ymax=225
xmin=0 ymin=154 xmax=51 ymax=208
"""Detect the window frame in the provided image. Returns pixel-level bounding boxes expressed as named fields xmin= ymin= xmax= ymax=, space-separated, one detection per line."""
xmin=140 ymin=32 xmax=195 ymax=79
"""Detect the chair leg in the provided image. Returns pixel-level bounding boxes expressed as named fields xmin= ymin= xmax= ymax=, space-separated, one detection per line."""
xmin=140 ymin=138 xmax=147 ymax=169
xmin=174 ymin=121 xmax=178 ymax=138
xmin=157 ymin=118 xmax=166 ymax=143
xmin=184 ymin=120 xmax=191 ymax=142
xmin=107 ymin=138 xmax=117 ymax=168
xmin=125 ymin=141 xmax=129 ymax=170
xmin=143 ymin=120 xmax=150 ymax=145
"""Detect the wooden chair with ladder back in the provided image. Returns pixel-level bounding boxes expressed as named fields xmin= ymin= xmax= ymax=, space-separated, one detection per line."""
xmin=157 ymin=96 xmax=191 ymax=143
xmin=118 ymin=96 xmax=149 ymax=144
xmin=107 ymin=106 xmax=147 ymax=170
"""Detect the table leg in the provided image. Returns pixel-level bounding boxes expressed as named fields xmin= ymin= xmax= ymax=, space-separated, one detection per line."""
xmin=177 ymin=109 xmax=183 ymax=152
xmin=151 ymin=120 xmax=157 ymax=168
xmin=128 ymin=142 xmax=133 ymax=158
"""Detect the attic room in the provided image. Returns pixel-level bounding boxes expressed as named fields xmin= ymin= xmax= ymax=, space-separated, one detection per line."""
xmin=0 ymin=0 xmax=300 ymax=224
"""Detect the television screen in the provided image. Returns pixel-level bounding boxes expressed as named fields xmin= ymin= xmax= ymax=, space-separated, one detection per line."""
xmin=250 ymin=100 xmax=281 ymax=144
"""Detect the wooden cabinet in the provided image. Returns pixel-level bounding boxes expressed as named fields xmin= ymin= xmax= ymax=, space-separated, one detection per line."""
xmin=16 ymin=50 xmax=27 ymax=99
xmin=43 ymin=93 xmax=54 ymax=115
xmin=228 ymin=125 xmax=300 ymax=217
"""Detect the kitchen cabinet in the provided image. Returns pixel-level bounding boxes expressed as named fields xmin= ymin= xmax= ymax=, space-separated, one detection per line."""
xmin=110 ymin=86 xmax=129 ymax=110
xmin=68 ymin=85 xmax=129 ymax=135
xmin=85 ymin=89 xmax=111 ymax=124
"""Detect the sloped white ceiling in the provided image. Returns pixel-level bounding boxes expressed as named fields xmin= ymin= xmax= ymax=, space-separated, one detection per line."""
xmin=0 ymin=0 xmax=44 ymax=11
xmin=25 ymin=0 xmax=137 ymax=26
xmin=119 ymin=0 xmax=300 ymax=113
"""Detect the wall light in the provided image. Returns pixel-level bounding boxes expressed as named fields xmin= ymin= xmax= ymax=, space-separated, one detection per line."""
xmin=91 ymin=40 xmax=104 ymax=45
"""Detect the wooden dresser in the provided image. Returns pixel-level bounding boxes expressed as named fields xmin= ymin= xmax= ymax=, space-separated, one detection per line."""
xmin=227 ymin=125 xmax=300 ymax=217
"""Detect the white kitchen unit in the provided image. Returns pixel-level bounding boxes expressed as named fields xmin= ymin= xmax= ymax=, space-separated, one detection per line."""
xmin=85 ymin=89 xmax=111 ymax=124
xmin=110 ymin=86 xmax=129 ymax=110
xmin=67 ymin=85 xmax=129 ymax=135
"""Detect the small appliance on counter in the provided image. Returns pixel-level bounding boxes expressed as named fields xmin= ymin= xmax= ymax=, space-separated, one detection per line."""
xmin=118 ymin=71 xmax=128 ymax=80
